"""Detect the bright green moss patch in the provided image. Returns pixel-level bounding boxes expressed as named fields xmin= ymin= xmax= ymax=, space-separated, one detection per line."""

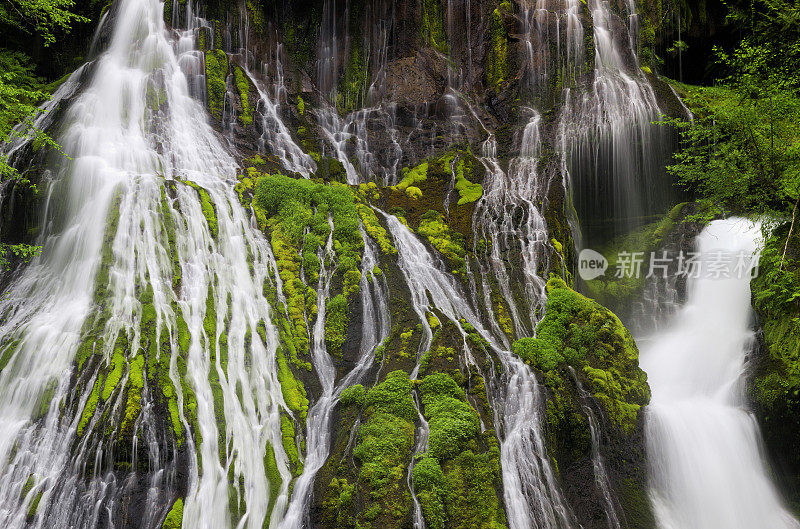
xmin=325 ymin=294 xmax=348 ymax=357
xmin=77 ymin=373 xmax=104 ymax=436
xmin=233 ymin=66 xmax=252 ymax=126
xmin=101 ymin=351 xmax=125 ymax=401
xmin=339 ymin=384 xmax=366 ymax=407
xmin=281 ymin=414 xmax=303 ymax=476
xmin=419 ymin=373 xmax=480 ymax=461
xmin=452 ymin=157 xmax=483 ymax=205
xmin=204 ymin=49 xmax=228 ymax=120
xmin=413 ymin=373 xmax=506 ymax=529
xmin=357 ymin=204 xmax=396 ymax=254
xmin=120 ymin=353 xmax=146 ymax=435
xmin=254 ymin=174 xmax=364 ymax=360
xmin=352 ymin=371 xmax=416 ymax=522
xmin=514 ymin=277 xmax=650 ymax=434
xmin=393 ymin=162 xmax=428 ymax=192
xmin=486 ymin=4 xmax=510 ymax=90
xmin=161 ymin=498 xmax=183 ymax=529
xmin=418 ymin=210 xmax=467 ymax=275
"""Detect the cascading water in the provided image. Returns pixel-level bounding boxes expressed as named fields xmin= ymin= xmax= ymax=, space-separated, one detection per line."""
xmin=385 ymin=214 xmax=576 ymax=529
xmin=0 ymin=0 xmax=296 ymax=527
xmin=561 ymin=0 xmax=670 ymax=242
xmin=279 ymin=228 xmax=389 ymax=529
xmin=642 ymin=218 xmax=800 ymax=529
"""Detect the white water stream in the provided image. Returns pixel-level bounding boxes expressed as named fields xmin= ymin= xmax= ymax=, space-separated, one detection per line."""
xmin=643 ymin=218 xmax=800 ymax=529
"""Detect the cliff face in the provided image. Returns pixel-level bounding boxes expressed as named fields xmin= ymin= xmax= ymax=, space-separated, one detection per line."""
xmin=0 ymin=0 xmax=690 ymax=528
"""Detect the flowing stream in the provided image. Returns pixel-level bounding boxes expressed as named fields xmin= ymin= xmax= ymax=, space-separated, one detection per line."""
xmin=642 ymin=218 xmax=800 ymax=529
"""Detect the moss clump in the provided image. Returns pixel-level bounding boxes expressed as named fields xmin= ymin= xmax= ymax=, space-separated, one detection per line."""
xmin=340 ymin=384 xmax=366 ymax=407
xmin=120 ymin=353 xmax=146 ymax=435
xmin=514 ymin=276 xmax=650 ymax=433
xmin=393 ymin=162 xmax=428 ymax=193
xmin=452 ymin=157 xmax=483 ymax=205
xmin=420 ymin=373 xmax=480 ymax=460
xmin=357 ymin=204 xmax=396 ymax=254
xmin=204 ymin=49 xmax=228 ymax=120
xmin=162 ymin=498 xmax=183 ymax=529
xmin=413 ymin=373 xmax=506 ymax=529
xmin=485 ymin=3 xmax=510 ymax=90
xmin=254 ymin=174 xmax=363 ymax=362
xmin=101 ymin=351 xmax=125 ymax=401
xmin=77 ymin=373 xmax=104 ymax=436
xmin=325 ymin=294 xmax=349 ymax=357
xmin=418 ymin=210 xmax=467 ymax=275
xmin=352 ymin=371 xmax=416 ymax=522
xmin=233 ymin=66 xmax=252 ymax=126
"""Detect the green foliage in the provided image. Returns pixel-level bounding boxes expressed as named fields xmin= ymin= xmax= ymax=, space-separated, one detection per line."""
xmin=0 ymin=0 xmax=88 ymax=46
xmin=665 ymin=17 xmax=800 ymax=217
xmin=325 ymin=294 xmax=348 ymax=356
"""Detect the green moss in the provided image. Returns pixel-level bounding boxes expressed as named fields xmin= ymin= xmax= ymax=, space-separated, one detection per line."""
xmin=513 ymin=277 xmax=650 ymax=434
xmin=340 ymin=384 xmax=366 ymax=407
xmin=413 ymin=373 xmax=506 ymax=529
xmin=393 ymin=162 xmax=428 ymax=192
xmin=204 ymin=49 xmax=228 ymax=120
xmin=413 ymin=457 xmax=447 ymax=529
xmin=233 ymin=66 xmax=252 ymax=126
xmin=297 ymin=95 xmax=305 ymax=115
xmin=101 ymin=351 xmax=125 ymax=401
xmin=325 ymin=294 xmax=349 ymax=357
xmin=420 ymin=374 xmax=480 ymax=461
xmin=161 ymin=498 xmax=183 ymax=529
xmin=418 ymin=210 xmax=467 ymax=275
xmin=452 ymin=158 xmax=483 ymax=205
xmin=357 ymin=204 xmax=396 ymax=254
xmin=281 ymin=414 xmax=303 ymax=476
xmin=120 ymin=353 xmax=146 ymax=435
xmin=254 ymin=174 xmax=364 ymax=362
xmin=77 ymin=373 xmax=104 ymax=436
xmin=421 ymin=0 xmax=448 ymax=54
xmin=485 ymin=5 xmax=510 ymax=90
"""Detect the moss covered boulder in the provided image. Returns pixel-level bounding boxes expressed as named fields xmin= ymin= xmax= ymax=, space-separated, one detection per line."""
xmin=514 ymin=276 xmax=654 ymax=528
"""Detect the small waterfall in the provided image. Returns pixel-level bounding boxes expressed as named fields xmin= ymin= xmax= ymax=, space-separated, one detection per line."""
xmin=642 ymin=218 xmax=800 ymax=529
xmin=385 ymin=213 xmax=575 ymax=529
xmin=562 ymin=0 xmax=669 ymax=242
xmin=279 ymin=228 xmax=389 ymax=528
xmin=474 ymin=112 xmax=550 ymax=339
xmin=244 ymin=66 xmax=316 ymax=176
xmin=569 ymin=367 xmax=623 ymax=529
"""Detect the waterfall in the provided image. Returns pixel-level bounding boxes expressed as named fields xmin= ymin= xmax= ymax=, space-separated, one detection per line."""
xmin=385 ymin=214 xmax=575 ymax=529
xmin=0 ymin=0 xmax=296 ymax=527
xmin=279 ymin=227 xmax=389 ymax=529
xmin=562 ymin=0 xmax=670 ymax=242
xmin=642 ymin=218 xmax=800 ymax=529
